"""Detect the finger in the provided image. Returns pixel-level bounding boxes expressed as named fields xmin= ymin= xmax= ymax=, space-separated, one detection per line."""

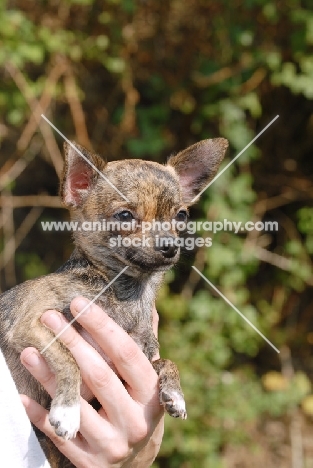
xmin=40 ymin=310 xmax=141 ymax=422
xmin=20 ymin=345 xmax=128 ymax=449
xmin=20 ymin=395 xmax=78 ymax=449
xmin=75 ymin=399 xmax=115 ymax=447
xmin=20 ymin=368 xmax=113 ymax=453
xmin=20 ymin=394 xmax=87 ymax=463
xmin=20 ymin=348 xmax=57 ymax=398
xmin=70 ymin=298 xmax=159 ymax=405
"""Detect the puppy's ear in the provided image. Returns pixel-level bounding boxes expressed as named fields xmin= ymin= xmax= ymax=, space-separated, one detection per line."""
xmin=167 ymin=138 xmax=228 ymax=204
xmin=60 ymin=142 xmax=106 ymax=208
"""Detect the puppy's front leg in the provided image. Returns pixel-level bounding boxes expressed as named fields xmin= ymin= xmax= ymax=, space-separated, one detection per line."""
xmin=42 ymin=336 xmax=81 ymax=440
xmin=12 ymin=322 xmax=81 ymax=440
xmin=152 ymin=358 xmax=187 ymax=420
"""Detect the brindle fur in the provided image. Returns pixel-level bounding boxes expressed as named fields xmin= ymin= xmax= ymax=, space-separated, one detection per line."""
xmin=0 ymin=138 xmax=228 ymax=467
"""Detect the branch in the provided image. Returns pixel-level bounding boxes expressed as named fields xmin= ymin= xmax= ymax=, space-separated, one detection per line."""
xmin=192 ymin=63 xmax=244 ymax=88
xmin=254 ymin=189 xmax=313 ymax=215
xmin=1 ymin=190 xmax=16 ymax=285
xmin=120 ymin=62 xmax=139 ymax=134
xmin=64 ymin=66 xmax=92 ymax=150
xmin=0 ymin=140 xmax=42 ymax=191
xmin=238 ymin=67 xmax=267 ymax=94
xmin=253 ymin=246 xmax=293 ymax=271
xmin=0 ymin=195 xmax=63 ymax=209
xmin=16 ymin=58 xmax=67 ymax=154
xmin=0 ymin=207 xmax=43 ymax=270
xmin=5 ymin=62 xmax=64 ymax=176
xmin=252 ymin=246 xmax=313 ymax=286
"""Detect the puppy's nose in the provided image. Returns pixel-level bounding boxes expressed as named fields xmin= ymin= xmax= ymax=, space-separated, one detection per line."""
xmin=155 ymin=237 xmax=178 ymax=258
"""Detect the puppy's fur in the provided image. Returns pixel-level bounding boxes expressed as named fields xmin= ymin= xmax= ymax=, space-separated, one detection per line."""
xmin=0 ymin=138 xmax=228 ymax=467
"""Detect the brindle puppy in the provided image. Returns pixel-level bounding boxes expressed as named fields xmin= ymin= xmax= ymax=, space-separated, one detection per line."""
xmin=0 ymin=138 xmax=228 ymax=466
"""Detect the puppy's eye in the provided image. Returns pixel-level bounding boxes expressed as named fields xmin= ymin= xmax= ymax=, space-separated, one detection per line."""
xmin=175 ymin=210 xmax=188 ymax=222
xmin=114 ymin=210 xmax=134 ymax=222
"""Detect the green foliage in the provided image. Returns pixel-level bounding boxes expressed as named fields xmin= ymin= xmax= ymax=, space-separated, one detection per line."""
xmin=16 ymin=252 xmax=49 ymax=279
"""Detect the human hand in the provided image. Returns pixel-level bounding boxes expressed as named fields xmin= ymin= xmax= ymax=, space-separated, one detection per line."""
xmin=20 ymin=298 xmax=164 ymax=468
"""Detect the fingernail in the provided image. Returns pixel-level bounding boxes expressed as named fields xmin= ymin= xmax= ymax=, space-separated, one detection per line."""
xmin=41 ymin=311 xmax=63 ymax=330
xmin=23 ymin=351 xmax=40 ymax=367
xmin=73 ymin=298 xmax=90 ymax=315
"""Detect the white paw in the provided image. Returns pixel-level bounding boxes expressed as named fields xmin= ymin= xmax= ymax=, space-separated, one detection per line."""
xmin=49 ymin=403 xmax=80 ymax=439
xmin=160 ymin=390 xmax=187 ymax=420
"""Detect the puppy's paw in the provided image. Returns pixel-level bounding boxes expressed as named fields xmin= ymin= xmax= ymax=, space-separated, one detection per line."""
xmin=49 ymin=403 xmax=80 ymax=439
xmin=160 ymin=388 xmax=187 ymax=420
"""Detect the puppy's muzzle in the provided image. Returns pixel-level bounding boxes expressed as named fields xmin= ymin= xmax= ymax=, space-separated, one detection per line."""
xmin=155 ymin=236 xmax=179 ymax=258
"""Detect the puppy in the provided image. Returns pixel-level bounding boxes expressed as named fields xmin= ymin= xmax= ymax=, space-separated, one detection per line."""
xmin=0 ymin=137 xmax=228 ymax=466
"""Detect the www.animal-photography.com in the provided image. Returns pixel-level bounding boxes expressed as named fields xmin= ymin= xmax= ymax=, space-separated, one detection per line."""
xmin=0 ymin=1 xmax=313 ymax=467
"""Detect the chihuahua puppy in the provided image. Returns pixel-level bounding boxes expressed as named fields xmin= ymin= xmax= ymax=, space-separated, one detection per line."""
xmin=0 ymin=137 xmax=228 ymax=466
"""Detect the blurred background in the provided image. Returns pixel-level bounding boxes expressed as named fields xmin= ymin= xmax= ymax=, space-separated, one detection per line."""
xmin=1 ymin=0 xmax=313 ymax=466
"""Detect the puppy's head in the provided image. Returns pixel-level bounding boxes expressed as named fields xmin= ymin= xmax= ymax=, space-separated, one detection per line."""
xmin=60 ymin=139 xmax=228 ymax=275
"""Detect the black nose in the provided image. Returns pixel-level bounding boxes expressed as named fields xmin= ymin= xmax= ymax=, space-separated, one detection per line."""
xmin=155 ymin=237 xmax=178 ymax=258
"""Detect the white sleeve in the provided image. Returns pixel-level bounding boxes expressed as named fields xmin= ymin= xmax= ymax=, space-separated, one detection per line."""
xmin=0 ymin=349 xmax=51 ymax=468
